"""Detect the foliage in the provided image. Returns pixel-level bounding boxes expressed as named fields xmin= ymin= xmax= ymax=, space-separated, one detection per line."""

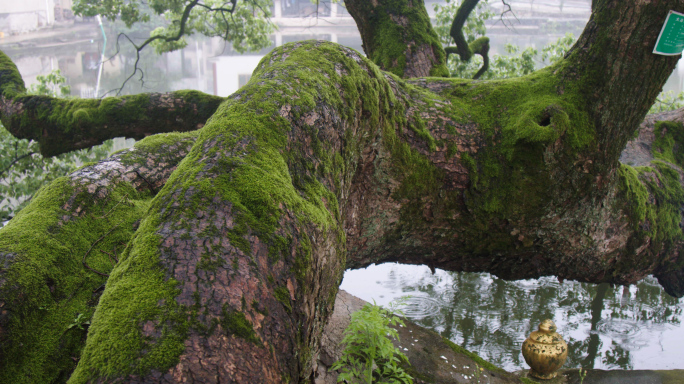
xmin=434 ymin=0 xmax=575 ymax=79
xmin=0 ymin=71 xmax=113 ymax=223
xmin=649 ymin=90 xmax=684 ymax=114
xmin=331 ymin=298 xmax=413 ymax=384
xmin=73 ymin=0 xmax=274 ymax=54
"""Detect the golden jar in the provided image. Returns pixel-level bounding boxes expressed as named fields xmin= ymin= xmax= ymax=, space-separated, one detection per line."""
xmin=522 ymin=319 xmax=568 ymax=379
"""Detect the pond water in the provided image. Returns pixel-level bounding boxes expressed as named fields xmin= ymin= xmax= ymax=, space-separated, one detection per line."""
xmin=2 ymin=0 xmax=684 ymax=371
xmin=341 ymin=264 xmax=684 ymax=371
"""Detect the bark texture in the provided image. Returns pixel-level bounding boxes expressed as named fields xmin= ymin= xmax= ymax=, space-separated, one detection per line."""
xmin=0 ymin=0 xmax=683 ymax=383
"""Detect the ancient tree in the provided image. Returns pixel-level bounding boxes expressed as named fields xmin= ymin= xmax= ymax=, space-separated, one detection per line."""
xmin=1 ymin=0 xmax=684 ymax=382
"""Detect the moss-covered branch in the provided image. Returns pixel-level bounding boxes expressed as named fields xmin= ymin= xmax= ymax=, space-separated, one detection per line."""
xmin=0 ymin=50 xmax=223 ymax=157
xmin=444 ymin=0 xmax=490 ymax=79
xmin=0 ymin=131 xmax=197 ymax=383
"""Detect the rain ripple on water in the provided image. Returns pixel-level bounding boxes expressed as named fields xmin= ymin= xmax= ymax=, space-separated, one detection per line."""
xmin=397 ymin=294 xmax=447 ymax=319
xmin=596 ymin=319 xmax=648 ymax=351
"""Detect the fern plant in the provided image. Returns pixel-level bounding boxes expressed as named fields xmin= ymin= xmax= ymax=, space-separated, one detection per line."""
xmin=331 ymin=299 xmax=413 ymax=384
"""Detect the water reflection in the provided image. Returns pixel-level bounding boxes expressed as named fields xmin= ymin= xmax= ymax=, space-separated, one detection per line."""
xmin=340 ymin=264 xmax=684 ymax=371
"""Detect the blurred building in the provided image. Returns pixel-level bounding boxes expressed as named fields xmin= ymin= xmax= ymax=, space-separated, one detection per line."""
xmin=0 ymin=0 xmax=75 ymax=35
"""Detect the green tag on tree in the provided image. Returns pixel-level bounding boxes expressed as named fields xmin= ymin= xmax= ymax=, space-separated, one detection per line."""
xmin=654 ymin=10 xmax=684 ymax=56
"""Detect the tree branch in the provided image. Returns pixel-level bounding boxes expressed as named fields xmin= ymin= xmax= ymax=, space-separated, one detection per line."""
xmin=444 ymin=0 xmax=490 ymax=79
xmin=0 ymin=49 xmax=223 ymax=157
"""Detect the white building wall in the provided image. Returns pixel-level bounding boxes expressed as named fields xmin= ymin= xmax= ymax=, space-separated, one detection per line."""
xmin=0 ymin=0 xmax=55 ymax=34
xmin=211 ymin=56 xmax=265 ymax=97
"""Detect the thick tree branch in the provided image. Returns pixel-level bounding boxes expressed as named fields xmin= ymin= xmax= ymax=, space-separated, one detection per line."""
xmin=344 ymin=0 xmax=449 ymax=78
xmin=0 ymin=50 xmax=222 ymax=157
xmin=562 ymin=0 xmax=681 ymax=169
xmin=620 ymin=107 xmax=684 ymax=168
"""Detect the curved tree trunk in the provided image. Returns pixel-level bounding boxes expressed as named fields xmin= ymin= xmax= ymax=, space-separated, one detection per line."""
xmin=0 ymin=0 xmax=683 ymax=383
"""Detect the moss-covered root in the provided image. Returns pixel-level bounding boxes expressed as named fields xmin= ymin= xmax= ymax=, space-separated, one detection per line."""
xmin=67 ymin=41 xmax=395 ymax=383
xmin=0 ymin=49 xmax=222 ymax=157
xmin=0 ymin=131 xmax=197 ymax=384
xmin=344 ymin=0 xmax=449 ymax=78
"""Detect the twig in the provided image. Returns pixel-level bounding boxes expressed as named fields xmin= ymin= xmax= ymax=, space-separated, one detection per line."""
xmin=0 ymin=152 xmax=36 ymax=179
xmin=92 ymin=193 xmax=129 ymax=219
xmin=100 ymin=249 xmax=118 ymax=265
xmin=134 ymin=170 xmax=159 ymax=194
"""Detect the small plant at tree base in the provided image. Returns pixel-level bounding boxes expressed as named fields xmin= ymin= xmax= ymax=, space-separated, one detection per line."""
xmin=578 ymin=367 xmax=587 ymax=384
xmin=66 ymin=313 xmax=91 ymax=330
xmin=331 ymin=298 xmax=413 ymax=384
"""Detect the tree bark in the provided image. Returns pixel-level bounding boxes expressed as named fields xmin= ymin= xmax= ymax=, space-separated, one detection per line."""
xmin=0 ymin=0 xmax=683 ymax=383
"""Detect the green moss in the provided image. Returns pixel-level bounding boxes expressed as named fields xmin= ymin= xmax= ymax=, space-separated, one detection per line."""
xmin=0 ymin=177 xmax=152 ymax=384
xmin=0 ymin=50 xmax=26 ymax=98
xmin=221 ymin=306 xmax=261 ymax=345
xmin=6 ymin=85 xmax=218 ymax=157
xmin=520 ymin=377 xmax=541 ymax=384
xmin=469 ymin=36 xmax=489 ymax=54
xmin=617 ymin=164 xmax=649 ymax=229
xmin=442 ymin=338 xmax=506 ymax=374
xmin=384 ymin=63 xmax=596 ymax=255
xmin=357 ymin=0 xmax=449 ymax=78
xmin=652 ymin=121 xmax=684 ymax=167
xmin=274 ymin=286 xmax=292 ymax=313
xmin=130 ymin=130 xmax=199 ymax=154
xmin=67 ymin=208 xmax=189 ymax=383
xmin=252 ymin=299 xmax=269 ymax=316
xmin=646 ymin=162 xmax=684 ymax=244
xmin=409 ymin=113 xmax=437 ymax=151
xmin=617 ymin=162 xmax=684 ymax=259
xmin=197 ymin=252 xmax=222 ymax=272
